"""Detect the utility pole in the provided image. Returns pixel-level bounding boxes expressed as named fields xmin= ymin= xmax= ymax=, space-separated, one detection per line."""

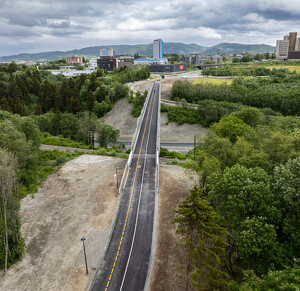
xmin=194 ymin=134 xmax=196 ymax=160
xmin=115 ymin=164 xmax=119 ymax=189
xmin=81 ymin=237 xmax=88 ymax=275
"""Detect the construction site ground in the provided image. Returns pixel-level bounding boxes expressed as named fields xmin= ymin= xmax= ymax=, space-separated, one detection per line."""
xmin=0 ymin=156 xmax=194 ymax=291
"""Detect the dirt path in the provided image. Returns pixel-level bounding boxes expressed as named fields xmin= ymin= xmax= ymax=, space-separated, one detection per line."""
xmin=0 ymin=155 xmax=126 ymax=291
xmin=150 ymin=165 xmax=195 ymax=290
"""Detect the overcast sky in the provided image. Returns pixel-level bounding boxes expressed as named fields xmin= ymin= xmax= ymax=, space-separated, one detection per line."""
xmin=0 ymin=0 xmax=300 ymax=56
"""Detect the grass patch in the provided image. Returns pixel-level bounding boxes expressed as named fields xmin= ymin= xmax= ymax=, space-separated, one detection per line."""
xmin=160 ymin=147 xmax=186 ymax=159
xmin=266 ymin=65 xmax=300 ymax=73
xmin=42 ymin=136 xmax=88 ymax=148
xmin=193 ymin=77 xmax=233 ymax=85
xmin=19 ymin=149 xmax=83 ymax=198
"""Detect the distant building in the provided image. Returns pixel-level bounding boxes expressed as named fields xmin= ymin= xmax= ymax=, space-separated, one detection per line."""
xmin=97 ymin=56 xmax=117 ymax=71
xmin=182 ymin=55 xmax=196 ymax=64
xmin=66 ymin=56 xmax=83 ymax=64
xmin=118 ymin=61 xmax=134 ymax=68
xmin=134 ymin=58 xmax=168 ymax=65
xmin=287 ymin=51 xmax=300 ymax=60
xmin=100 ymin=48 xmax=115 ymax=57
xmin=51 ymin=69 xmax=94 ymax=77
xmin=88 ymin=59 xmax=98 ymax=70
xmin=276 ymin=32 xmax=300 ymax=59
xmin=153 ymin=39 xmax=163 ymax=59
xmin=97 ymin=48 xmax=117 ymax=71
xmin=149 ymin=64 xmax=187 ymax=73
xmin=276 ymin=39 xmax=289 ymax=59
xmin=288 ymin=32 xmax=297 ymax=52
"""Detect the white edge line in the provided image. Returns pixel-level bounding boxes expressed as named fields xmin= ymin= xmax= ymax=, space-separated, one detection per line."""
xmin=119 ymin=83 xmax=156 ymax=291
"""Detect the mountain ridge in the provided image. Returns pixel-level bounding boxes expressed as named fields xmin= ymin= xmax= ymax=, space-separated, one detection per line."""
xmin=0 ymin=42 xmax=275 ymax=62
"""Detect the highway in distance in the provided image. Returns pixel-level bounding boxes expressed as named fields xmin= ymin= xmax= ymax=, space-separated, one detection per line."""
xmin=91 ymin=81 xmax=159 ymax=290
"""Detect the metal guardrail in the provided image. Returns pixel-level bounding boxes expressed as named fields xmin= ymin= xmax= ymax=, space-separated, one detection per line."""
xmin=119 ymin=81 xmax=155 ymax=191
xmin=156 ymin=82 xmax=161 ymax=190
xmin=130 ymin=82 xmax=155 ymax=160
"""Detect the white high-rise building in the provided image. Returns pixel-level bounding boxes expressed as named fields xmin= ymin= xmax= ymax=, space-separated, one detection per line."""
xmin=295 ymin=38 xmax=300 ymax=51
xmin=153 ymin=39 xmax=163 ymax=59
xmin=276 ymin=38 xmax=289 ymax=59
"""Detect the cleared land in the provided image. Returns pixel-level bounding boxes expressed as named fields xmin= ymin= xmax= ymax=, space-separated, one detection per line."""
xmin=0 ymin=156 xmax=194 ymax=291
xmin=0 ymin=155 xmax=126 ymax=291
xmin=104 ymin=96 xmax=207 ymax=144
xmin=266 ymin=65 xmax=300 ymax=73
xmin=193 ymin=77 xmax=233 ymax=85
xmin=149 ymin=165 xmax=195 ymax=291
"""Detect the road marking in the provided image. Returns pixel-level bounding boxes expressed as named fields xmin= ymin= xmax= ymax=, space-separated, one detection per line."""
xmin=104 ymin=83 xmax=156 ymax=290
xmin=120 ymin=81 xmax=157 ymax=291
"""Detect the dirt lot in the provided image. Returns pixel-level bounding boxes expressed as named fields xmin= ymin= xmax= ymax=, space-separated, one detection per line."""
xmin=0 ymin=156 xmax=194 ymax=291
xmin=105 ymin=82 xmax=207 ymax=144
xmin=104 ymin=98 xmax=137 ymax=141
xmin=149 ymin=165 xmax=195 ymax=290
xmin=0 ymin=155 xmax=126 ymax=291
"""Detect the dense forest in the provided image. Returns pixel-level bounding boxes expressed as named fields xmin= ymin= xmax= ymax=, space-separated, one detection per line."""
xmin=169 ymin=66 xmax=300 ymax=289
xmin=171 ymin=69 xmax=300 ymax=116
xmin=0 ymin=62 xmax=150 ymax=271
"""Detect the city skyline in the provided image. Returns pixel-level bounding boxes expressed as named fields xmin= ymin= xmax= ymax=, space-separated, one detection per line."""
xmin=0 ymin=0 xmax=300 ymax=57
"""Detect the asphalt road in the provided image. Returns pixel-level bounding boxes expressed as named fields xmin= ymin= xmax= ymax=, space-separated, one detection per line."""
xmin=91 ymin=82 xmax=159 ymax=291
xmin=118 ymin=141 xmax=194 ymax=152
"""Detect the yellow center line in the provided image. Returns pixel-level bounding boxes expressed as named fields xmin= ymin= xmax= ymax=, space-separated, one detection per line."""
xmin=104 ymin=84 xmax=156 ymax=289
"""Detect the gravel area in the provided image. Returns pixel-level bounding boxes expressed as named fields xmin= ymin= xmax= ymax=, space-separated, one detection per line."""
xmin=0 ymin=155 xmax=126 ymax=291
xmin=149 ymin=165 xmax=196 ymax=291
xmin=104 ymin=87 xmax=207 ymax=144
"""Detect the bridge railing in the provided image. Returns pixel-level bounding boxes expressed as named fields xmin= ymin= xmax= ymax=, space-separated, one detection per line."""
xmin=119 ymin=81 xmax=155 ymax=193
xmin=156 ymin=82 xmax=161 ymax=190
xmin=130 ymin=82 xmax=155 ymax=163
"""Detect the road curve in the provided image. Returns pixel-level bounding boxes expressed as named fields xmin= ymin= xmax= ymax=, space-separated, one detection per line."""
xmin=91 ymin=82 xmax=159 ymax=290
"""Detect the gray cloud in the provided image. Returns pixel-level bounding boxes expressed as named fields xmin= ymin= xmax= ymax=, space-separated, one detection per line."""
xmin=0 ymin=0 xmax=299 ymax=56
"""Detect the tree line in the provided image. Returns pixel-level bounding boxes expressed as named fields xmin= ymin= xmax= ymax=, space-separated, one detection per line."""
xmin=0 ymin=63 xmax=150 ymax=117
xmin=171 ymin=73 xmax=300 ymax=116
xmin=174 ymin=112 xmax=300 ymax=289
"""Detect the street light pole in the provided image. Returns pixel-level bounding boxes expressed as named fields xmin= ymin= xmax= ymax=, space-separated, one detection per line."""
xmin=81 ymin=237 xmax=88 ymax=275
xmin=115 ymin=164 xmax=119 ymax=189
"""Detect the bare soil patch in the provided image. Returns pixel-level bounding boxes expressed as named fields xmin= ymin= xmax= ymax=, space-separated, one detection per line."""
xmin=104 ymin=98 xmax=137 ymax=141
xmin=104 ymin=92 xmax=207 ymax=143
xmin=149 ymin=165 xmax=195 ymax=291
xmin=0 ymin=155 xmax=126 ymax=291
xmin=160 ymin=113 xmax=207 ymax=143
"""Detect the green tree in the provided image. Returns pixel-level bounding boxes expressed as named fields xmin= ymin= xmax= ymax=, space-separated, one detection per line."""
xmin=228 ymin=265 xmax=300 ymax=290
xmin=87 ymin=91 xmax=96 ymax=111
xmin=271 ymin=157 xmax=300 ymax=257
xmin=210 ymin=116 xmax=249 ymax=143
xmin=237 ymin=217 xmax=283 ymax=275
xmin=207 ymin=165 xmax=279 ymax=274
xmin=70 ymin=96 xmax=81 ymax=114
xmin=174 ymin=185 xmax=228 ymax=289
xmin=79 ymin=111 xmax=97 ymax=146
xmin=93 ymin=101 xmax=110 ymax=117
xmin=0 ymin=119 xmax=34 ymax=167
xmin=233 ymin=107 xmax=265 ymax=127
xmin=0 ymin=148 xmax=24 ymax=271
xmin=96 ymin=121 xmax=120 ymax=147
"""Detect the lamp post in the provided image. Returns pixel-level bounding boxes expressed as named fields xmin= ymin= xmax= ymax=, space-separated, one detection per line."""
xmin=81 ymin=237 xmax=88 ymax=275
xmin=115 ymin=164 xmax=119 ymax=189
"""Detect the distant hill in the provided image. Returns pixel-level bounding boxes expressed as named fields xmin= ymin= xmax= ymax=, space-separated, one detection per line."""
xmin=0 ymin=42 xmax=275 ymax=62
xmin=203 ymin=43 xmax=275 ymax=54
xmin=0 ymin=43 xmax=208 ymax=62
